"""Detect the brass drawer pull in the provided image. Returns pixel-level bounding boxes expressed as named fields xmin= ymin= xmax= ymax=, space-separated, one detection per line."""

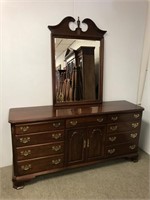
xmin=52 ymin=145 xmax=61 ymax=152
xmin=52 ymin=159 xmax=61 ymax=165
xmin=130 ymin=133 xmax=138 ymax=138
xmin=70 ymin=120 xmax=78 ymax=126
xmin=108 ymin=148 xmax=115 ymax=154
xmin=97 ymin=118 xmax=103 ymax=123
xmin=132 ymin=123 xmax=139 ymax=129
xmin=110 ymin=125 xmax=118 ymax=131
xmin=111 ymin=116 xmax=118 ymax=121
xmin=20 ymin=150 xmax=31 ymax=157
xmin=20 ymin=126 xmax=29 ymax=132
xmin=134 ymin=114 xmax=140 ymax=118
xmin=21 ymin=164 xmax=31 ymax=171
xmin=52 ymin=133 xmax=61 ymax=139
xmin=92 ymin=128 xmax=102 ymax=134
xmin=129 ymin=145 xmax=136 ymax=150
xmin=109 ymin=136 xmax=117 ymax=142
xmin=53 ymin=122 xmax=61 ymax=128
xmin=19 ymin=137 xmax=30 ymax=144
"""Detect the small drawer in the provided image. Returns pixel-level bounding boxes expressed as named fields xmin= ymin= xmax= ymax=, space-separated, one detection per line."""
xmin=17 ymin=154 xmax=64 ymax=175
xmin=107 ymin=122 xmax=141 ymax=133
xmin=15 ymin=130 xmax=64 ymax=147
xmin=15 ymin=120 xmax=65 ymax=134
xmin=105 ymin=143 xmax=138 ymax=157
xmin=105 ymin=132 xmax=139 ymax=145
xmin=108 ymin=112 xmax=142 ymax=123
xmin=16 ymin=142 xmax=64 ymax=160
xmin=66 ymin=115 xmax=107 ymax=128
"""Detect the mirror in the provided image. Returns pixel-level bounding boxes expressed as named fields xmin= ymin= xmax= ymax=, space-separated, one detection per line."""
xmin=48 ymin=17 xmax=106 ymax=106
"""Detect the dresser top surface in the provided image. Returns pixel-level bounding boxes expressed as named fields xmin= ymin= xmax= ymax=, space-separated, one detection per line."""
xmin=9 ymin=100 xmax=144 ymax=124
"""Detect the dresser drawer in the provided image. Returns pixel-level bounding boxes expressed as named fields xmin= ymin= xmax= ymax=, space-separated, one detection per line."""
xmin=107 ymin=122 xmax=141 ymax=133
xmin=107 ymin=112 xmax=142 ymax=123
xmin=105 ymin=143 xmax=138 ymax=157
xmin=17 ymin=155 xmax=64 ymax=175
xmin=15 ymin=120 xmax=65 ymax=134
xmin=16 ymin=142 xmax=64 ymax=160
xmin=15 ymin=130 xmax=64 ymax=147
xmin=105 ymin=132 xmax=139 ymax=145
xmin=66 ymin=115 xmax=107 ymax=128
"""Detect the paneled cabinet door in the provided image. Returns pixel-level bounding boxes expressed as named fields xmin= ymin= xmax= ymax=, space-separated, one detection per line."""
xmin=86 ymin=126 xmax=104 ymax=161
xmin=67 ymin=129 xmax=86 ymax=166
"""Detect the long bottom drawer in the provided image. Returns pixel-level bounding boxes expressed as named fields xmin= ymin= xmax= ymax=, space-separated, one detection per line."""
xmin=105 ymin=143 xmax=138 ymax=157
xmin=17 ymin=154 xmax=64 ymax=175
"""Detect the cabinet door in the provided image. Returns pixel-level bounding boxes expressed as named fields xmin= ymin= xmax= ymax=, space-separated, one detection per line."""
xmin=67 ymin=128 xmax=86 ymax=166
xmin=87 ymin=126 xmax=105 ymax=161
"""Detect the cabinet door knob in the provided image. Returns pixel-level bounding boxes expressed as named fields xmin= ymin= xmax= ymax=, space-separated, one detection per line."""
xmin=20 ymin=150 xmax=31 ymax=157
xmin=20 ymin=126 xmax=29 ymax=132
xmin=52 ymin=133 xmax=61 ymax=139
xmin=110 ymin=125 xmax=118 ymax=131
xmin=130 ymin=133 xmax=138 ymax=138
xmin=53 ymin=122 xmax=61 ymax=128
xmin=21 ymin=164 xmax=31 ymax=171
xmin=109 ymin=136 xmax=117 ymax=142
xmin=97 ymin=118 xmax=103 ymax=123
xmin=133 ymin=114 xmax=140 ymax=118
xmin=129 ymin=145 xmax=136 ymax=150
xmin=132 ymin=123 xmax=139 ymax=129
xmin=52 ymin=159 xmax=61 ymax=165
xmin=52 ymin=145 xmax=61 ymax=152
xmin=70 ymin=120 xmax=78 ymax=126
xmin=108 ymin=148 xmax=115 ymax=154
xmin=111 ymin=116 xmax=118 ymax=121
xmin=19 ymin=137 xmax=30 ymax=144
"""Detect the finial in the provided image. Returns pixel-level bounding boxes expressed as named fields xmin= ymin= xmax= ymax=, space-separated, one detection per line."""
xmin=77 ymin=17 xmax=80 ymax=29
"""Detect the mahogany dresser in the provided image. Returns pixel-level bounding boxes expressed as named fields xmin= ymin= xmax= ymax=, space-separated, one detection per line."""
xmin=9 ymin=100 xmax=144 ymax=189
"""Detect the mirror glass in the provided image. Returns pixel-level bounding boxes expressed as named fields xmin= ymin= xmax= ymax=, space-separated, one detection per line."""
xmin=55 ymin=38 xmax=100 ymax=103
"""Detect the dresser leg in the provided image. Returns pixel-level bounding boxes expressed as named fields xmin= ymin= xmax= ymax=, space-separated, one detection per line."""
xmin=13 ymin=180 xmax=24 ymax=190
xmin=131 ymin=155 xmax=139 ymax=162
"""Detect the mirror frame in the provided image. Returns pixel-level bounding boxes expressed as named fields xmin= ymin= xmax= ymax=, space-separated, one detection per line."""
xmin=48 ymin=16 xmax=107 ymax=107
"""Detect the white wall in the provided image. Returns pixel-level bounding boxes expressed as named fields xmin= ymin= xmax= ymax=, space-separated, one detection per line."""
xmin=1 ymin=0 xmax=148 ymax=167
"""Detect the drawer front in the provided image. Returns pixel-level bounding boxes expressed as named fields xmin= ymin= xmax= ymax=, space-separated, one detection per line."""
xmin=105 ymin=143 xmax=138 ymax=157
xmin=107 ymin=122 xmax=141 ymax=133
xmin=107 ymin=112 xmax=142 ymax=123
xmin=105 ymin=132 xmax=139 ymax=145
xmin=15 ymin=120 xmax=65 ymax=134
xmin=66 ymin=115 xmax=107 ymax=128
xmin=15 ymin=130 xmax=64 ymax=147
xmin=16 ymin=142 xmax=64 ymax=160
xmin=17 ymin=155 xmax=64 ymax=175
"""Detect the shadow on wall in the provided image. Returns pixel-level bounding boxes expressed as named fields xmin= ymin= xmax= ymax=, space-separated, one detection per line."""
xmin=139 ymin=120 xmax=150 ymax=152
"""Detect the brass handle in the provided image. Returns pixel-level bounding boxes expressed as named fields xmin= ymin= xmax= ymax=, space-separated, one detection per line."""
xmin=129 ymin=145 xmax=136 ymax=150
xmin=52 ymin=133 xmax=61 ymax=139
xmin=87 ymin=139 xmax=90 ymax=148
xmin=111 ymin=116 xmax=118 ymax=121
xmin=52 ymin=159 xmax=61 ymax=165
xmin=97 ymin=118 xmax=103 ymax=123
xmin=53 ymin=122 xmax=61 ymax=128
xmin=52 ymin=145 xmax=61 ymax=152
xmin=132 ymin=123 xmax=139 ymax=129
xmin=83 ymin=140 xmax=86 ymax=149
xmin=108 ymin=148 xmax=115 ymax=154
xmin=20 ymin=126 xmax=29 ymax=132
xmin=70 ymin=120 xmax=78 ymax=126
xmin=92 ymin=128 xmax=102 ymax=134
xmin=20 ymin=150 xmax=31 ymax=157
xmin=134 ymin=114 xmax=140 ymax=118
xmin=109 ymin=136 xmax=117 ymax=142
xmin=130 ymin=133 xmax=138 ymax=138
xmin=21 ymin=164 xmax=31 ymax=171
xmin=110 ymin=125 xmax=118 ymax=131
xmin=19 ymin=137 xmax=30 ymax=144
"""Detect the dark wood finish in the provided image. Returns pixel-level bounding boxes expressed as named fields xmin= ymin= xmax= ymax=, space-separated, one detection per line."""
xmin=9 ymin=100 xmax=144 ymax=189
xmin=48 ymin=16 xmax=107 ymax=106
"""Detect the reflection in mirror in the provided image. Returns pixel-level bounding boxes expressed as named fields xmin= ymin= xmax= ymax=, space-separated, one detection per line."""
xmin=55 ymin=38 xmax=100 ymax=103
